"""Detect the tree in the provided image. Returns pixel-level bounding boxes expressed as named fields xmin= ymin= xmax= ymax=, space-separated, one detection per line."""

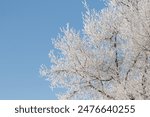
xmin=40 ymin=0 xmax=150 ymax=100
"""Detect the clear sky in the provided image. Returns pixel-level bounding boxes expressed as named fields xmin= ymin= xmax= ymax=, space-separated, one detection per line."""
xmin=0 ymin=0 xmax=104 ymax=100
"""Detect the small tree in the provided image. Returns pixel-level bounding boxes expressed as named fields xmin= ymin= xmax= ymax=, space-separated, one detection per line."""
xmin=40 ymin=0 xmax=150 ymax=99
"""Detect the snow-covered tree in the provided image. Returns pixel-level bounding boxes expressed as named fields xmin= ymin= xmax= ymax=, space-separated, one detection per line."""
xmin=40 ymin=0 xmax=150 ymax=100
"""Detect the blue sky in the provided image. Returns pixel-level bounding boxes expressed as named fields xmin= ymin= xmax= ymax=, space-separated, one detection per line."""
xmin=0 ymin=0 xmax=104 ymax=100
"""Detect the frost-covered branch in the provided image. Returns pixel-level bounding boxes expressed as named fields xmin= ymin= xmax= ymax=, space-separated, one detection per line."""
xmin=40 ymin=0 xmax=150 ymax=100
